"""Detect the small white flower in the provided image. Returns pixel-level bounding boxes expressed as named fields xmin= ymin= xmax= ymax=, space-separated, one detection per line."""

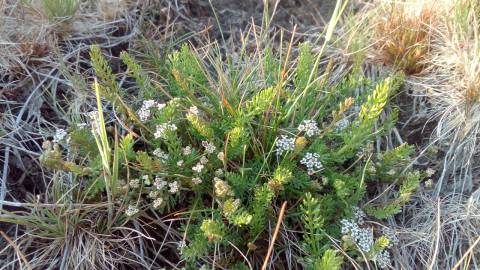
xmin=297 ymin=120 xmax=320 ymax=137
xmin=142 ymin=175 xmax=151 ymax=185
xmin=217 ymin=151 xmax=225 ymax=162
xmin=177 ymin=240 xmax=187 ymax=253
xmin=192 ymin=163 xmax=204 ymax=173
xmin=154 ymin=177 xmax=167 ymax=190
xmin=215 ymin=169 xmax=224 ymax=177
xmin=375 ymin=250 xmax=391 ymax=269
xmin=335 ymin=118 xmax=350 ymax=131
xmin=353 ymin=206 xmax=366 ymax=225
xmin=182 ymin=146 xmax=192 ymax=156
xmin=149 ymin=190 xmax=159 ymax=198
xmin=341 ymin=218 xmax=373 ymax=253
xmin=426 ymin=168 xmax=435 ymax=177
xmin=177 ymin=160 xmax=184 ymax=167
xmin=129 ymin=178 xmax=140 ymax=189
xmin=154 ymin=122 xmax=178 ymax=139
xmin=125 ymin=205 xmax=139 ymax=217
xmin=153 ymin=197 xmax=163 ymax=208
xmin=202 ymin=141 xmax=216 ymax=154
xmin=189 ymin=106 xmax=199 ymax=115
xmin=53 ymin=128 xmax=67 ymax=143
xmin=168 ymin=181 xmax=179 ymax=194
xmin=192 ymin=177 xmax=203 ymax=185
xmin=300 ymin=152 xmax=323 ymax=175
xmin=137 ymin=100 xmax=166 ymax=122
xmin=275 ymin=135 xmax=295 ymax=155
xmin=153 ymin=148 xmax=169 ymax=161
xmin=425 ymin=178 xmax=433 ymax=188
xmin=200 ymin=156 xmax=208 ymax=165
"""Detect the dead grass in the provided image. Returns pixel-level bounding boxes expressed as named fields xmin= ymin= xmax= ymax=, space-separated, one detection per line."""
xmin=372 ymin=1 xmax=434 ymax=75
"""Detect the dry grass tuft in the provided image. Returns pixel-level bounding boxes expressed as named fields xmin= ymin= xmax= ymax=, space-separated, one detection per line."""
xmin=389 ymin=192 xmax=480 ymax=270
xmin=372 ymin=1 xmax=434 ymax=75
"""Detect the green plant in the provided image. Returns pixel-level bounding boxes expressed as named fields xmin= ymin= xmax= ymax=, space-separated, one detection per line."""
xmin=40 ymin=0 xmax=78 ymax=20
xmin=5 ymin=12 xmax=426 ymax=266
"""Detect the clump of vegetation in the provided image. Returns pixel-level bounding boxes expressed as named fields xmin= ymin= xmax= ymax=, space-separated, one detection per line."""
xmin=20 ymin=38 xmax=423 ymax=269
xmin=373 ymin=2 xmax=433 ymax=74
xmin=40 ymin=0 xmax=79 ymax=20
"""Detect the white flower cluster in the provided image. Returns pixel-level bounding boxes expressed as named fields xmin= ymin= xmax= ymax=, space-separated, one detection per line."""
xmin=53 ymin=128 xmax=67 ymax=143
xmin=298 ymin=120 xmax=320 ymax=137
xmin=340 ymin=219 xmax=374 ymax=253
xmin=125 ymin=205 xmax=139 ymax=217
xmin=353 ymin=206 xmax=366 ymax=225
xmin=202 ymin=141 xmax=216 ymax=154
xmin=335 ymin=118 xmax=350 ymax=131
xmin=382 ymin=227 xmax=399 ymax=248
xmin=137 ymin=100 xmax=166 ymax=122
xmin=153 ymin=148 xmax=169 ymax=161
xmin=275 ymin=135 xmax=295 ymax=155
xmin=154 ymin=177 xmax=167 ymax=190
xmin=86 ymin=110 xmax=101 ymax=135
xmin=142 ymin=175 xmax=151 ymax=185
xmin=192 ymin=177 xmax=202 ymax=185
xmin=168 ymin=181 xmax=179 ymax=194
xmin=182 ymin=146 xmax=192 ymax=156
xmin=192 ymin=163 xmax=204 ymax=173
xmin=129 ymin=178 xmax=140 ymax=189
xmin=152 ymin=197 xmax=163 ymax=208
xmin=154 ymin=122 xmax=177 ymax=139
xmin=374 ymin=250 xmax=391 ymax=269
xmin=300 ymin=152 xmax=323 ymax=175
xmin=200 ymin=156 xmax=208 ymax=165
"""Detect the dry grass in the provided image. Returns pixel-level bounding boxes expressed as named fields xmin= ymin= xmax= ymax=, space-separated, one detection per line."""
xmin=372 ymin=1 xmax=433 ymax=75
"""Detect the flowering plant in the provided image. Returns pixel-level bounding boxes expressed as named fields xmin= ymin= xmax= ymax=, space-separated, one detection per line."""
xmin=39 ymin=43 xmax=423 ymax=269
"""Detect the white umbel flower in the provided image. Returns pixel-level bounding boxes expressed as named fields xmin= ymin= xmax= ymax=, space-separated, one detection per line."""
xmin=341 ymin=218 xmax=374 ymax=253
xmin=192 ymin=177 xmax=203 ymax=185
xmin=192 ymin=163 xmax=204 ymax=173
xmin=202 ymin=141 xmax=216 ymax=154
xmin=168 ymin=181 xmax=179 ymax=194
xmin=375 ymin=250 xmax=391 ymax=269
xmin=125 ymin=205 xmax=139 ymax=217
xmin=149 ymin=190 xmax=159 ymax=198
xmin=153 ymin=148 xmax=169 ymax=161
xmin=137 ymin=100 xmax=166 ymax=122
xmin=154 ymin=177 xmax=167 ymax=190
xmin=142 ymin=175 xmax=151 ymax=185
xmin=275 ymin=135 xmax=295 ymax=155
xmin=200 ymin=156 xmax=208 ymax=165
xmin=182 ymin=146 xmax=192 ymax=156
xmin=153 ymin=197 xmax=163 ymax=209
xmin=300 ymin=152 xmax=323 ymax=175
xmin=129 ymin=178 xmax=140 ymax=189
xmin=297 ymin=120 xmax=320 ymax=137
xmin=154 ymin=122 xmax=178 ymax=139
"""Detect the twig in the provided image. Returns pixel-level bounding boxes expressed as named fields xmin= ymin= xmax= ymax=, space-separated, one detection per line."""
xmin=261 ymin=201 xmax=287 ymax=270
